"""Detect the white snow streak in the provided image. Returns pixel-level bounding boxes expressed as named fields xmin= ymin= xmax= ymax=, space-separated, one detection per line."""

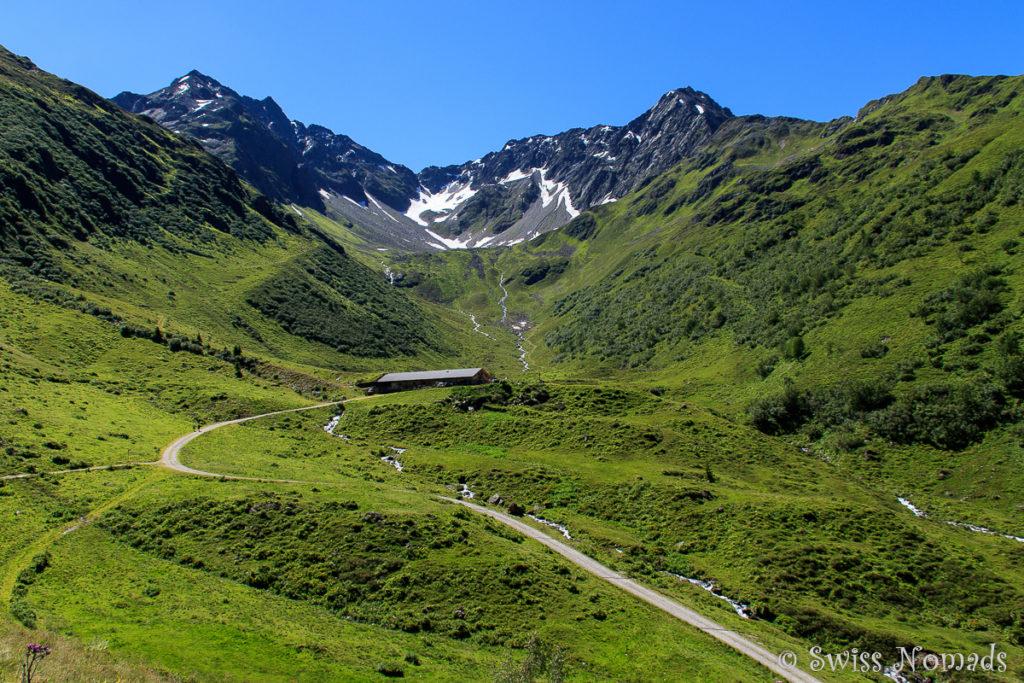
xmin=424 ymin=228 xmax=472 ymax=250
xmin=404 ymin=182 xmax=478 ymax=226
xmin=500 ymin=168 xmax=530 ymax=184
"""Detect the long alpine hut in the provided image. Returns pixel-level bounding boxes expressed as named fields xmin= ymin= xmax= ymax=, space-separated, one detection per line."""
xmin=370 ymin=368 xmax=492 ymax=394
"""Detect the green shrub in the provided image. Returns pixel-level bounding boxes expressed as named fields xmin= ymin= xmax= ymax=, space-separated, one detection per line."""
xmin=748 ymin=382 xmax=809 ymax=435
xmin=9 ymin=599 xmax=35 ymax=628
xmin=871 ymin=381 xmax=1006 ymax=450
xmin=919 ymin=267 xmax=1008 ymax=342
xmin=781 ymin=335 xmax=807 ymax=360
xmin=375 ymin=662 xmax=404 ymax=677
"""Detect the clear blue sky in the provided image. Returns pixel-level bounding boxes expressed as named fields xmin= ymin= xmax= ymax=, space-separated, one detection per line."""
xmin=6 ymin=1 xmax=1022 ymax=171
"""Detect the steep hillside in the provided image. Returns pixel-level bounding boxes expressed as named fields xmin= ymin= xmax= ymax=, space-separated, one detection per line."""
xmin=0 ymin=46 xmax=486 ymax=371
xmin=539 ymin=75 xmax=1024 ymax=396
xmin=391 ymin=73 xmax=1024 ymax=537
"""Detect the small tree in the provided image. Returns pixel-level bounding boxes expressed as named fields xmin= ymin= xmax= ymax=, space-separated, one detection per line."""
xmin=493 ymin=634 xmax=567 ymax=683
xmin=781 ymin=335 xmax=806 ymax=360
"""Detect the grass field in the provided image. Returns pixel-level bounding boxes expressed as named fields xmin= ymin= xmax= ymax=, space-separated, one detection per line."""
xmin=3 ymin=56 xmax=1024 ymax=681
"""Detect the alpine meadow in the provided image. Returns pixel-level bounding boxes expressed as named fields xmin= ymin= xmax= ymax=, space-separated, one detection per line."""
xmin=1 ymin=25 xmax=1024 ymax=683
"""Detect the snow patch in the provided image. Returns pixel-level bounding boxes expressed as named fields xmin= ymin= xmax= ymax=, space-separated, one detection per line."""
xmin=366 ymin=193 xmax=389 ymax=213
xmin=535 ymin=169 xmax=579 ymax=218
xmin=695 ymin=103 xmax=705 ymax=114
xmin=318 ymin=188 xmax=332 ymax=200
xmin=500 ymin=168 xmax=530 ymax=184
xmin=424 ymin=228 xmax=472 ymax=250
xmin=559 ymin=191 xmax=580 ymax=218
xmin=290 ymin=205 xmax=304 ymax=217
xmin=404 ymin=182 xmax=478 ymax=226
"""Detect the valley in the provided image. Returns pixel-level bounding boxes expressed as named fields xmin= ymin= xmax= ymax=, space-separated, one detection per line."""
xmin=1 ymin=41 xmax=1023 ymax=682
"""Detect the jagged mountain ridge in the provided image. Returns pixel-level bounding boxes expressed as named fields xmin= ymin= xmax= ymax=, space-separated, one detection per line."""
xmin=0 ymin=46 xmax=444 ymax=360
xmin=113 ymin=75 xmax=732 ymax=250
xmin=111 ymin=72 xmax=420 ymax=215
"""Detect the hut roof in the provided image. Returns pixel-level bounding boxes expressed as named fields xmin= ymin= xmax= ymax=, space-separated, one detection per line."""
xmin=374 ymin=368 xmax=485 ymax=383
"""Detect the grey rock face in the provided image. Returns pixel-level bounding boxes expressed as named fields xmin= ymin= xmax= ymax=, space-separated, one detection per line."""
xmin=114 ymin=77 xmax=732 ymax=250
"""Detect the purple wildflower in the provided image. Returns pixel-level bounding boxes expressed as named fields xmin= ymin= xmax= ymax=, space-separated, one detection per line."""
xmin=22 ymin=642 xmax=52 ymax=683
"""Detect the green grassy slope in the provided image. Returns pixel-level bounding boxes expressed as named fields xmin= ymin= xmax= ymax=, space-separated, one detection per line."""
xmin=0 ymin=307 xmax=776 ymax=680
xmin=323 ymin=75 xmax=1024 ymax=678
xmin=5 ymin=41 xmax=1024 ymax=681
xmin=0 ymin=44 xmax=509 ymax=377
xmin=391 ymin=73 xmax=1024 ymax=525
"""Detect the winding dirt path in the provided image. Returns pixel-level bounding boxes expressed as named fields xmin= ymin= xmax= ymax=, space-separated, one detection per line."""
xmin=441 ymin=497 xmax=821 ymax=683
xmin=0 ymin=461 xmax=157 ymax=481
xmin=153 ymin=398 xmax=820 ymax=682
xmin=159 ymin=399 xmax=356 ymax=482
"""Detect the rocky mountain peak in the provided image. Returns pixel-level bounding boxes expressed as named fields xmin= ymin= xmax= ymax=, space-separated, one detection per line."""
xmin=113 ymin=76 xmax=734 ymax=251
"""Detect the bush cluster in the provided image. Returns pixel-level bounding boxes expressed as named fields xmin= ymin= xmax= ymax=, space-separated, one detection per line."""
xmin=749 ymin=377 xmax=1009 ymax=451
xmin=9 ymin=552 xmax=51 ymax=628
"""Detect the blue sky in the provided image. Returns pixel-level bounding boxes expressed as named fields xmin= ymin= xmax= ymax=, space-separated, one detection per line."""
xmin=6 ymin=1 xmax=1022 ymax=170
